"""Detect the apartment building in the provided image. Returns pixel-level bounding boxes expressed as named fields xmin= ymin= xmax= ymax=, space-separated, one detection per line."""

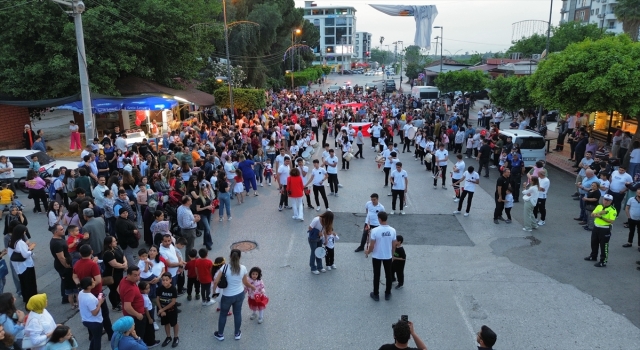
xmin=560 ymin=0 xmax=624 ymax=34
xmin=354 ymin=32 xmax=372 ymax=62
xmin=302 ymin=1 xmax=357 ymax=66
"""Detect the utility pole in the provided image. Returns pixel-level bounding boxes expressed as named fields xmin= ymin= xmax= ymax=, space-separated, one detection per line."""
xmin=222 ymin=0 xmax=234 ymax=122
xmin=51 ymin=0 xmax=94 ymax=140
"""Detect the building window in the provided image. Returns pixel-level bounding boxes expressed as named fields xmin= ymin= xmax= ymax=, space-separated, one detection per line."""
xmin=337 ymin=8 xmax=348 ymax=15
xmin=325 ymin=9 xmax=335 ymax=15
xmin=356 ymin=46 xmax=359 ymax=52
xmin=325 ymin=37 xmax=335 ymax=45
xmin=313 ymin=19 xmax=320 ymax=26
xmin=596 ymin=8 xmax=599 ymax=15
xmin=326 ymin=46 xmax=334 ymax=54
xmin=336 ymin=17 xmax=347 ymax=26
xmin=325 ymin=18 xmax=334 ymax=26
xmin=312 ymin=9 xmax=321 ymax=15
xmin=325 ymin=27 xmax=334 ymax=35
xmin=591 ymin=9 xmax=594 ymax=15
xmin=356 ymin=40 xmax=359 ymax=44
xmin=336 ymin=27 xmax=347 ymax=42
xmin=608 ymin=21 xmax=616 ymax=29
xmin=304 ymin=10 xmax=311 ymax=15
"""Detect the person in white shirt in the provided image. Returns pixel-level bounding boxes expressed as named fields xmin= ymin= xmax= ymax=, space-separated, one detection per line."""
xmin=355 ymin=193 xmax=385 ymax=252
xmin=339 ymin=135 xmax=352 ymax=170
xmin=434 ymin=144 xmax=449 ymax=189
xmin=608 ymin=165 xmax=633 ymax=213
xmin=389 ymin=163 xmax=408 ymax=215
xmin=276 ymin=156 xmax=292 ymax=210
xmin=368 ymin=121 xmax=383 ymax=149
xmin=224 ymin=157 xmax=236 ymax=200
xmin=296 ymin=158 xmax=314 ymax=209
xmin=534 ymin=169 xmax=550 ymax=226
xmin=354 ymin=126 xmax=365 ymax=159
xmin=452 ymin=154 xmax=466 ymax=202
xmin=453 ymin=166 xmax=480 ymax=216
xmin=402 ymin=122 xmax=413 ymax=153
xmin=364 ymin=211 xmax=397 ymax=301
xmin=381 ymin=143 xmax=395 ymax=187
xmin=324 ymin=150 xmax=340 ymax=196
xmin=305 ymin=159 xmax=330 ymax=212
xmin=159 ymin=234 xmax=184 ymax=286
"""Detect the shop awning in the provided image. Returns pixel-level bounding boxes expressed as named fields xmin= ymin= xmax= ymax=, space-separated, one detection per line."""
xmin=56 ymin=97 xmax=126 ymax=114
xmin=56 ymin=96 xmax=178 ymax=114
xmin=122 ymin=96 xmax=178 ymax=111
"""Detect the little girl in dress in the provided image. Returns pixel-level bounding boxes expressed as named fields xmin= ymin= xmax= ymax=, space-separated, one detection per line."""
xmin=246 ymin=266 xmax=268 ymax=324
xmin=233 ymin=169 xmax=244 ymax=204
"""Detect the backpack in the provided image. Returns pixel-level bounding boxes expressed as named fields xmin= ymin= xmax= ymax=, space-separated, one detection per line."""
xmin=48 ymin=179 xmax=61 ymax=201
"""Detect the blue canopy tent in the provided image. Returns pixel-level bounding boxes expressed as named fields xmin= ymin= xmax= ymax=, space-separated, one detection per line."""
xmin=122 ymin=96 xmax=178 ymax=111
xmin=56 ymin=96 xmax=178 ymax=113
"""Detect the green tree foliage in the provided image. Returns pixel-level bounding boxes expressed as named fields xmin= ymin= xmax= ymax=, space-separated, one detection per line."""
xmin=489 ymin=76 xmax=537 ymax=116
xmin=217 ymin=0 xmax=320 ymax=88
xmin=370 ymin=48 xmax=393 ymax=65
xmin=199 ymin=62 xmax=248 ymax=95
xmin=614 ymin=0 xmax=640 ymax=42
xmin=404 ymin=45 xmax=429 ymax=65
xmin=214 ymin=87 xmax=266 ymax=111
xmin=528 ymin=36 xmax=640 ymax=120
xmin=434 ymin=70 xmax=490 ymax=93
xmin=0 ymin=0 xmax=220 ymax=99
xmin=404 ymin=62 xmax=424 ymax=80
xmin=506 ymin=22 xmax=611 ymax=57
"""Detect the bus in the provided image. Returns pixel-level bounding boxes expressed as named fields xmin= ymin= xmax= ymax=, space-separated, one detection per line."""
xmin=411 ymin=86 xmax=440 ymax=103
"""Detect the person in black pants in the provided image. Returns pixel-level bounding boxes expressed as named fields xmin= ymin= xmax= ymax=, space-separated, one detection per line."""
xmin=507 ymin=153 xmax=524 ymax=202
xmin=391 ymin=235 xmax=405 ymax=289
xmin=494 ymin=168 xmax=511 ymax=224
xmin=364 ymin=212 xmax=397 ymax=301
xmin=353 ymin=126 xmax=364 ymax=159
xmin=477 ymin=139 xmax=491 ymax=178
xmin=453 ymin=166 xmax=479 ymax=216
xmin=306 ymin=160 xmax=330 ymax=211
xmin=276 ymin=156 xmax=291 ymax=210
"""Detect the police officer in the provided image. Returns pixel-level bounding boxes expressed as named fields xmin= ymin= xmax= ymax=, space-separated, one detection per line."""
xmin=585 ymin=193 xmax=617 ymax=267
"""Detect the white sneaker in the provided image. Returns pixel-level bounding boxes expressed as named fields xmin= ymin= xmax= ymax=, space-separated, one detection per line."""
xmin=320 ymin=268 xmax=327 ymax=273
xmin=316 ymin=207 xmax=320 ymax=211
xmin=433 ymin=186 xmax=437 ymax=189
xmin=258 ymin=317 xmax=263 ymax=324
xmin=153 ymin=322 xmax=159 ymax=331
xmin=338 ymin=184 xmax=343 ymax=188
xmin=335 ymin=193 xmax=339 ymax=197
xmin=387 ymin=193 xmax=392 ymax=196
xmin=312 ymin=270 xmax=320 ymax=275
xmin=250 ymin=313 xmax=257 ymax=320
xmin=207 ymin=300 xmax=216 ymax=305
xmin=326 ymin=266 xmax=332 ymax=271
xmin=268 ymin=183 xmax=272 ymax=186
xmin=329 ymin=192 xmax=335 ymax=196
xmin=464 ymin=213 xmax=469 ymax=217
xmin=228 ymin=217 xmax=232 ymax=221
xmin=202 ymin=301 xmax=208 ymax=306
xmin=389 ymin=211 xmax=395 ymax=215
xmin=453 ymin=210 xmax=461 ymax=214
xmin=331 ymin=264 xmax=337 ymax=269
xmin=538 ymin=220 xmax=546 ymax=226
xmin=327 ymin=208 xmax=332 ymax=211
xmin=453 ymin=198 xmax=459 ymax=202
xmin=400 ymin=211 xmax=405 ymax=215
xmin=260 ymin=183 xmax=263 ymax=187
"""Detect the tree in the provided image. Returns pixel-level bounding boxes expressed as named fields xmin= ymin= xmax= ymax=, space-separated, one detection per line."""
xmin=404 ymin=45 xmax=428 ymax=65
xmin=506 ymin=22 xmax=611 ymax=57
xmin=404 ymin=62 xmax=423 ymax=80
xmin=434 ymin=70 xmax=490 ymax=93
xmin=528 ymin=36 xmax=640 ymax=122
xmin=198 ymin=61 xmax=249 ymax=94
xmin=0 ymin=0 xmax=221 ymax=99
xmin=614 ymin=0 xmax=640 ymax=42
xmin=370 ymin=48 xmax=393 ymax=65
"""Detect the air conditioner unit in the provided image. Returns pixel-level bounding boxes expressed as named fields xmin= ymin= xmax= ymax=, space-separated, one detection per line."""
xmin=598 ymin=13 xmax=605 ymax=18
xmin=531 ymin=54 xmax=541 ymax=59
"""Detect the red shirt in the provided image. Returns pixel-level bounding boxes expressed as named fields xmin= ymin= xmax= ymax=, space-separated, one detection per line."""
xmin=195 ymin=258 xmax=213 ymax=284
xmin=286 ymin=175 xmax=304 ymax=198
xmin=185 ymin=259 xmax=198 ymax=279
xmin=73 ymin=259 xmax=102 ymax=296
xmin=119 ymin=278 xmax=145 ymax=315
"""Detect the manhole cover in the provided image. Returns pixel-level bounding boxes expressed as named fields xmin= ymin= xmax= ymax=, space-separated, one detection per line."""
xmin=230 ymin=241 xmax=257 ymax=252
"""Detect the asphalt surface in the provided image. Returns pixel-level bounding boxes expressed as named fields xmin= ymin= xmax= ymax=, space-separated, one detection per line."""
xmin=5 ymin=73 xmax=640 ymax=349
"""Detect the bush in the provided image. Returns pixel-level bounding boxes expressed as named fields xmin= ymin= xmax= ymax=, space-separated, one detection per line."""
xmin=214 ymin=88 xmax=266 ymax=112
xmin=285 ymin=67 xmax=323 ymax=87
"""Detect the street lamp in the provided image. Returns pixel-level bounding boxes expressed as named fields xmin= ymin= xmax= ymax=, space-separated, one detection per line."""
xmin=434 ymin=26 xmax=443 ymax=75
xmin=222 ymin=0 xmax=234 ymax=122
xmin=291 ymin=28 xmax=301 ymax=89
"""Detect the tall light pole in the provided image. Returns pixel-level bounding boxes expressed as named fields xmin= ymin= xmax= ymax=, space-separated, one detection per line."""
xmin=291 ymin=28 xmax=301 ymax=89
xmin=222 ymin=0 xmax=234 ymax=122
xmin=384 ymin=44 xmax=390 ymax=66
xmin=434 ymin=26 xmax=443 ymax=75
xmin=434 ymin=36 xmax=439 ymax=56
xmin=51 ymin=0 xmax=94 ymax=141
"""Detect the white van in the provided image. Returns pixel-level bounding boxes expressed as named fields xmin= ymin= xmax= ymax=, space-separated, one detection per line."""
xmin=411 ymin=86 xmax=440 ymax=103
xmin=498 ymin=130 xmax=546 ymax=167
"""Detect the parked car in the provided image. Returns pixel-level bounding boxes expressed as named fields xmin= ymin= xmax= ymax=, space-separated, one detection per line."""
xmin=328 ymin=85 xmax=342 ymax=93
xmin=384 ymin=80 xmax=397 ymax=93
xmin=339 ymin=70 xmax=353 ymax=75
xmin=364 ymin=84 xmax=378 ymax=93
xmin=546 ymin=110 xmax=559 ymax=122
xmin=0 ymin=150 xmax=78 ymax=193
xmin=125 ymin=131 xmax=148 ymax=148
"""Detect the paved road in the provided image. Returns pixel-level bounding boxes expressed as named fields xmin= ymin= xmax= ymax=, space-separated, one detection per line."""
xmin=9 ymin=128 xmax=640 ymax=349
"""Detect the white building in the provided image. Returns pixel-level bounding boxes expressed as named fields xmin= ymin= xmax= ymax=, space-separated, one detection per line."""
xmin=560 ymin=0 xmax=623 ymax=35
xmin=354 ymin=32 xmax=372 ymax=62
xmin=302 ymin=1 xmax=357 ymax=67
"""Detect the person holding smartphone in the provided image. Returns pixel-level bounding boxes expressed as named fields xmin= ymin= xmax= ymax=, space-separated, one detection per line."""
xmin=378 ymin=319 xmax=428 ymax=350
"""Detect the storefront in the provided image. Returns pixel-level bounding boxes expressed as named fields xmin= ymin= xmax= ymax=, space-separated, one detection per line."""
xmin=589 ymin=111 xmax=638 ymax=143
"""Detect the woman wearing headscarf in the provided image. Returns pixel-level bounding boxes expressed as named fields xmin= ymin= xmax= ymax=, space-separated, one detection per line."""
xmin=0 ymin=293 xmax=26 ymax=348
xmin=24 ymin=170 xmax=48 ymax=214
xmin=110 ymin=316 xmax=146 ymax=350
xmin=24 ymin=294 xmax=56 ymax=350
xmin=8 ymin=225 xmax=36 ymax=303
xmin=3 ymin=207 xmax=28 ymax=237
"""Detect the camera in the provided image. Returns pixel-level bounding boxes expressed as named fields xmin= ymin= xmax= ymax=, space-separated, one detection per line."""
xmin=392 ymin=315 xmax=409 ymax=328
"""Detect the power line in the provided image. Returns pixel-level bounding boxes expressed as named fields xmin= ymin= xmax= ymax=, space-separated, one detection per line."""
xmin=0 ymin=0 xmax=38 ymax=12
xmin=445 ymin=38 xmax=510 ymax=47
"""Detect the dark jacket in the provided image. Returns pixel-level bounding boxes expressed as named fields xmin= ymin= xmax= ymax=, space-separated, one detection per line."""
xmin=115 ymin=216 xmax=138 ymax=250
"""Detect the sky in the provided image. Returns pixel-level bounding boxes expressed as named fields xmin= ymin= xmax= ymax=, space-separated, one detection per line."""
xmin=295 ymin=0 xmax=560 ymax=55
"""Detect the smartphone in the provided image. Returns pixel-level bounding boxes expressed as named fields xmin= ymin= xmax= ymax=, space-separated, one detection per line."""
xmin=401 ymin=315 xmax=408 ymax=322
xmin=98 ymin=293 xmax=104 ymax=299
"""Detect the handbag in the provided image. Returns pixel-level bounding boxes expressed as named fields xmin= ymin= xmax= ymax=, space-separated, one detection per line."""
xmin=10 ymin=251 xmax=26 ymax=262
xmin=217 ymin=265 xmax=229 ymax=289
xmin=101 ymin=250 xmax=116 ymax=285
xmin=0 ymin=259 xmax=8 ymax=279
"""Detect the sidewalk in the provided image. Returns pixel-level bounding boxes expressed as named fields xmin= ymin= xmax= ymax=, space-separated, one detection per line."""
xmin=542 ymin=129 xmax=578 ymax=177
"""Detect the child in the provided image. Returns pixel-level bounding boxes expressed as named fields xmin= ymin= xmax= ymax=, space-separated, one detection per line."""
xmin=139 ymin=281 xmax=160 ymax=348
xmin=498 ymin=151 xmax=508 ymax=173
xmin=66 ymin=225 xmax=86 ymax=267
xmin=233 ymin=169 xmax=244 ymax=204
xmin=264 ymin=163 xmax=273 ymax=186
xmin=44 ymin=325 xmax=78 ymax=350
xmin=598 ymin=171 xmax=610 ymax=197
xmin=138 ymin=248 xmax=159 ymax=302
xmin=184 ymin=249 xmax=200 ymax=301
xmin=156 ymin=272 xmax=180 ymax=348
xmin=77 ymin=277 xmax=103 ymax=350
xmin=504 ymin=187 xmax=514 ymax=223
xmin=212 ymin=257 xmax=231 ymax=316
xmin=174 ymin=237 xmax=187 ymax=295
xmin=324 ymin=230 xmax=339 ymax=270
xmin=465 ymin=134 xmax=474 ymax=158
xmin=392 ymin=235 xmax=406 ymax=289
xmin=0 ymin=183 xmax=14 ymax=221
xmin=29 ymin=155 xmax=40 ymax=172
xmin=195 ymin=248 xmax=214 ymax=306
xmin=246 ymin=267 xmax=268 ymax=324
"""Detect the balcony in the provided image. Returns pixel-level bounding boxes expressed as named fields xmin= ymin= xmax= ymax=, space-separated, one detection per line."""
xmin=605 ymin=12 xmax=617 ymax=20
